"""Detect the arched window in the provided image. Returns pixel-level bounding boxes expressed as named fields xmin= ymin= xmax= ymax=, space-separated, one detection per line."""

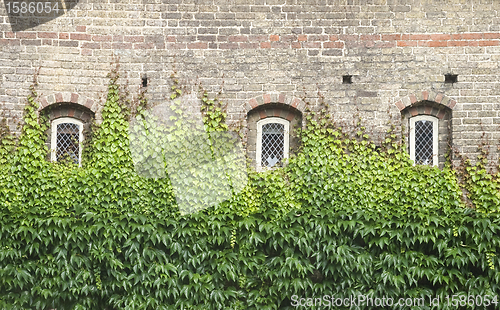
xmin=409 ymin=115 xmax=438 ymax=166
xmin=256 ymin=117 xmax=289 ymax=170
xmin=51 ymin=117 xmax=83 ymax=165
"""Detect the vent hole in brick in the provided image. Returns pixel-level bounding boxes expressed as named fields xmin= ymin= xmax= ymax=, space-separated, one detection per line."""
xmin=342 ymin=75 xmax=352 ymax=84
xmin=142 ymin=76 xmax=148 ymax=88
xmin=444 ymin=74 xmax=458 ymax=84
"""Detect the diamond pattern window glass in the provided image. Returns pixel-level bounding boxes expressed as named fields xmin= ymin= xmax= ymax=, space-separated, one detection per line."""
xmin=409 ymin=115 xmax=438 ymax=167
xmin=256 ymin=117 xmax=289 ymax=170
xmin=51 ymin=117 xmax=83 ymax=165
xmin=261 ymin=123 xmax=284 ymax=167
xmin=56 ymin=122 xmax=80 ymax=164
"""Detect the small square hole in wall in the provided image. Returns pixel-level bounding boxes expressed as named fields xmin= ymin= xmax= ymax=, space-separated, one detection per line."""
xmin=444 ymin=74 xmax=458 ymax=84
xmin=142 ymin=75 xmax=148 ymax=87
xmin=342 ymin=75 xmax=352 ymax=84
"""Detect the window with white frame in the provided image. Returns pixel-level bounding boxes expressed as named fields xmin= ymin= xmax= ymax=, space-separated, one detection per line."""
xmin=256 ymin=117 xmax=289 ymax=170
xmin=409 ymin=115 xmax=438 ymax=166
xmin=51 ymin=117 xmax=83 ymax=165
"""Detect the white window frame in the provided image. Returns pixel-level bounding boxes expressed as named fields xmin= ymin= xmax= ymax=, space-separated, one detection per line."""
xmin=51 ymin=117 xmax=83 ymax=165
xmin=409 ymin=115 xmax=438 ymax=167
xmin=256 ymin=117 xmax=290 ymax=171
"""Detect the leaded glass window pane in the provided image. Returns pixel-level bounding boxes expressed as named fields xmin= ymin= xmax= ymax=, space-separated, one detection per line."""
xmin=414 ymin=120 xmax=433 ymax=165
xmin=56 ymin=122 xmax=80 ymax=164
xmin=261 ymin=123 xmax=284 ymax=167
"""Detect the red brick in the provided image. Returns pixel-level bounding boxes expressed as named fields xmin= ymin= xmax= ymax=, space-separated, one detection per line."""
xmin=113 ymin=35 xmax=123 ymax=42
xmin=395 ymin=100 xmax=405 ymax=111
xmin=5 ymin=32 xmax=15 ymax=38
xmin=448 ymin=41 xmax=468 ymax=46
xmin=68 ymin=109 xmax=75 ymax=117
xmin=285 ymin=112 xmax=295 ymax=121
xmin=81 ymin=49 xmax=92 ymax=56
xmin=260 ymin=42 xmax=271 ymax=48
xmin=422 ymin=91 xmax=429 ymax=100
xmin=273 ymin=109 xmax=281 ymax=117
xmin=424 ymin=106 xmax=432 ymax=115
xmin=124 ymin=36 xmax=144 ymax=43
xmin=297 ymin=34 xmax=307 ymax=42
xmin=228 ymin=35 xmax=248 ymax=42
xmin=55 ymin=93 xmax=63 ymax=103
xmin=434 ymin=93 xmax=443 ymax=103
xmin=329 ymin=35 xmax=339 ymax=41
xmin=38 ymin=32 xmax=57 ymax=39
xmin=291 ymin=98 xmax=300 ymax=108
xmin=76 ymin=26 xmax=86 ymax=32
xmin=382 ymin=34 xmax=401 ymax=41
xmin=40 ymin=97 xmax=49 ymax=108
xmin=447 ymin=100 xmax=457 ymax=109
xmin=278 ymin=93 xmax=285 ymax=104
xmin=249 ymin=98 xmax=258 ymax=109
xmin=263 ymin=94 xmax=271 ymax=104
xmin=323 ymin=42 xmax=344 ymax=48
xmin=166 ymin=36 xmax=176 ymax=42
xmin=484 ymin=33 xmax=500 ymax=39
xmin=401 ymin=34 xmax=410 ymax=40
xmin=70 ymin=93 xmax=79 ymax=103
xmin=410 ymin=94 xmax=417 ymax=104
xmin=187 ymin=42 xmax=208 ymax=49
xmin=269 ymin=35 xmax=279 ymax=42
xmin=429 ymin=41 xmax=447 ymax=47
xmin=410 ymin=34 xmax=431 ymax=40
xmin=259 ymin=110 xmax=266 ymax=119
xmin=437 ymin=109 xmax=446 ymax=120
xmin=59 ymin=33 xmax=69 ymax=39
xmin=431 ymin=34 xmax=451 ymax=40
xmin=70 ymin=33 xmax=91 ymax=41
xmin=16 ymin=32 xmax=36 ymax=39
xmin=397 ymin=40 xmax=417 ymax=47
xmin=85 ymin=99 xmax=94 ymax=110
xmin=478 ymin=40 xmax=499 ymax=46
xmin=409 ymin=107 xmax=418 ymax=117
xmin=0 ymin=39 xmax=20 ymax=46
xmin=92 ymin=35 xmax=112 ymax=42
xmin=461 ymin=33 xmax=482 ymax=40
xmin=291 ymin=42 xmax=301 ymax=48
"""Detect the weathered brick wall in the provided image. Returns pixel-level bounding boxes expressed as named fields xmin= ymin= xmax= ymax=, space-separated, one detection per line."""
xmin=1 ymin=0 xmax=500 ymax=165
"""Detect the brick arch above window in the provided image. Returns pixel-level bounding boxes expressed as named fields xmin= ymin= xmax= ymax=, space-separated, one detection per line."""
xmin=394 ymin=90 xmax=457 ymax=118
xmin=38 ymin=92 xmax=98 ymax=114
xmin=244 ymin=93 xmax=307 ymax=116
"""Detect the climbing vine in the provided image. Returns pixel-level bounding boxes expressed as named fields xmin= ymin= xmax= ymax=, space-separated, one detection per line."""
xmin=0 ymin=66 xmax=499 ymax=309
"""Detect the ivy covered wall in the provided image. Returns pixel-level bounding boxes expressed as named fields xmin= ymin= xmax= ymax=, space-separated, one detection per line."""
xmin=0 ymin=68 xmax=499 ymax=309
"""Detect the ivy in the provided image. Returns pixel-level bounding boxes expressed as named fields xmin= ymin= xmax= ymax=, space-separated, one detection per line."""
xmin=0 ymin=66 xmax=499 ymax=309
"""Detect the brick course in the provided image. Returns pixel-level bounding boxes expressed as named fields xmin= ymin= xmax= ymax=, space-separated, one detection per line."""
xmin=1 ymin=0 xmax=500 ymax=166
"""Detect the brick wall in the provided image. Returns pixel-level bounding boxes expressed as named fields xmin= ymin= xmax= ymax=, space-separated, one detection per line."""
xmin=1 ymin=0 xmax=500 ymax=165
